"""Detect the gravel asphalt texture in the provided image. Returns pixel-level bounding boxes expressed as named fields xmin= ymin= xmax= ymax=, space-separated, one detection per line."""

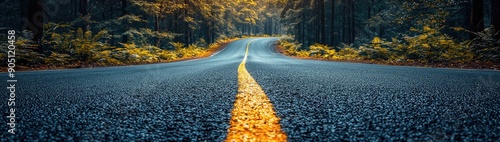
xmin=1 ymin=38 xmax=500 ymax=141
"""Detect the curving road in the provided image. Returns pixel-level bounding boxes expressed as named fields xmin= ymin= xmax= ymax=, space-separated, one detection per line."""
xmin=1 ymin=38 xmax=500 ymax=141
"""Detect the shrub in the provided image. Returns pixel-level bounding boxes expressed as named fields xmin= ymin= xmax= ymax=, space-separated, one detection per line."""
xmin=279 ymin=38 xmax=301 ymax=56
xmin=43 ymin=24 xmax=112 ymax=65
xmin=360 ymin=37 xmax=392 ymax=61
xmin=402 ymin=26 xmax=473 ymax=63
xmin=122 ymin=43 xmax=159 ymax=63
xmin=469 ymin=26 xmax=500 ymax=62
xmin=309 ymin=43 xmax=335 ymax=59
xmin=296 ymin=50 xmax=310 ymax=57
xmin=14 ymin=37 xmax=45 ymax=67
xmin=337 ymin=47 xmax=360 ymax=60
xmin=45 ymin=52 xmax=71 ymax=67
xmin=159 ymin=50 xmax=178 ymax=61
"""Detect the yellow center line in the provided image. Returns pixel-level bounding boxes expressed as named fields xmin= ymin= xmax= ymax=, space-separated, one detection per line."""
xmin=226 ymin=40 xmax=287 ymax=142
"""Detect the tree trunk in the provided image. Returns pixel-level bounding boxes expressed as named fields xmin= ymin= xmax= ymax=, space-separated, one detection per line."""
xmin=26 ymin=0 xmax=44 ymax=51
xmin=492 ymin=0 xmax=500 ymax=39
xmin=122 ymin=0 xmax=128 ymax=43
xmin=80 ymin=0 xmax=89 ymax=31
xmin=470 ymin=0 xmax=484 ymax=39
xmin=319 ymin=0 xmax=325 ymax=44
xmin=155 ymin=15 xmax=161 ymax=47
xmin=342 ymin=0 xmax=346 ymax=43
xmin=101 ymin=0 xmax=105 ymax=20
xmin=109 ymin=0 xmax=113 ymax=18
xmin=379 ymin=26 xmax=385 ymax=38
xmin=122 ymin=0 xmax=127 ymax=15
xmin=270 ymin=17 xmax=273 ymax=35
xmin=184 ymin=0 xmax=189 ymax=45
xmin=350 ymin=0 xmax=355 ymax=44
xmin=368 ymin=0 xmax=372 ymax=19
xmin=79 ymin=0 xmax=88 ymax=16
xmin=302 ymin=13 xmax=306 ymax=48
xmin=331 ymin=0 xmax=335 ymax=46
xmin=462 ymin=1 xmax=471 ymax=39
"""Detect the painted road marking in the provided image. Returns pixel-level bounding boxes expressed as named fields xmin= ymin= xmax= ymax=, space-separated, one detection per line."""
xmin=226 ymin=40 xmax=287 ymax=142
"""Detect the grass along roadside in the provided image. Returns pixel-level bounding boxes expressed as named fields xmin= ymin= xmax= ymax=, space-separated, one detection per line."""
xmin=0 ymin=37 xmax=240 ymax=72
xmin=275 ymin=37 xmax=499 ymax=70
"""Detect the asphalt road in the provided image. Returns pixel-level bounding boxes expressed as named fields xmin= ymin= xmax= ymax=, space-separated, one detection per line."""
xmin=1 ymin=38 xmax=500 ymax=141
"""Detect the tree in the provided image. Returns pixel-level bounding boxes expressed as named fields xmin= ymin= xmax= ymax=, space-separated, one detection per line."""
xmin=318 ymin=0 xmax=326 ymax=44
xmin=26 ymin=0 xmax=44 ymax=45
xmin=470 ymin=0 xmax=484 ymax=39
xmin=122 ymin=0 xmax=128 ymax=43
xmin=133 ymin=0 xmax=181 ymax=47
xmin=330 ymin=0 xmax=336 ymax=46
xmin=492 ymin=0 xmax=500 ymax=39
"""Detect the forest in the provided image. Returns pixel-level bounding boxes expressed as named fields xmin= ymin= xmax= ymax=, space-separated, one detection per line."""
xmin=0 ymin=0 xmax=499 ymax=69
xmin=0 ymin=0 xmax=281 ymax=69
xmin=277 ymin=0 xmax=499 ymax=68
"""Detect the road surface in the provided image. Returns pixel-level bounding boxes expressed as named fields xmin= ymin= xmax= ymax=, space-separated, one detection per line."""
xmin=1 ymin=38 xmax=499 ymax=141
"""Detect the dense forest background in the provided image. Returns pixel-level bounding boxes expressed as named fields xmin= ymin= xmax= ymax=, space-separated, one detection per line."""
xmin=0 ymin=0 xmax=281 ymax=68
xmin=0 ymin=0 xmax=499 ymax=69
xmin=277 ymin=0 xmax=499 ymax=67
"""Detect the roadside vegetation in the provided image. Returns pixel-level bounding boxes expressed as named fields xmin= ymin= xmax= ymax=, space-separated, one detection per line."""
xmin=278 ymin=27 xmax=500 ymax=69
xmin=276 ymin=0 xmax=500 ymax=70
xmin=0 ymin=26 xmax=239 ymax=71
xmin=1 ymin=0 xmax=282 ymax=71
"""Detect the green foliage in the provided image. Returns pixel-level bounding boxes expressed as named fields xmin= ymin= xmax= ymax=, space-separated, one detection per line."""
xmin=122 ymin=28 xmax=149 ymax=45
xmin=356 ymin=26 xmax=474 ymax=64
xmin=44 ymin=24 xmax=113 ymax=64
xmin=283 ymin=25 xmax=474 ymax=64
xmin=32 ymin=21 xmax=239 ymax=68
xmin=178 ymin=44 xmax=205 ymax=58
xmin=8 ymin=33 xmax=46 ymax=67
xmin=276 ymin=0 xmax=490 ymax=66
xmin=170 ymin=42 xmax=185 ymax=50
xmin=116 ymin=15 xmax=147 ymax=25
xmin=17 ymin=40 xmax=46 ymax=67
xmin=401 ymin=26 xmax=473 ymax=63
xmin=469 ymin=27 xmax=500 ymax=62
xmin=360 ymin=37 xmax=393 ymax=61
xmin=296 ymin=50 xmax=310 ymax=57
xmin=159 ymin=50 xmax=178 ymax=61
xmin=121 ymin=43 xmax=157 ymax=63
xmin=279 ymin=38 xmax=301 ymax=56
xmin=280 ymin=38 xmax=361 ymax=60
xmin=45 ymin=52 xmax=71 ymax=67
xmin=337 ymin=46 xmax=359 ymax=60
xmin=309 ymin=43 xmax=335 ymax=59
xmin=93 ymin=50 xmax=123 ymax=66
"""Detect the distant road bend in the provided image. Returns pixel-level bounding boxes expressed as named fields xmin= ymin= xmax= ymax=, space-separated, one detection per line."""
xmin=1 ymin=38 xmax=499 ymax=141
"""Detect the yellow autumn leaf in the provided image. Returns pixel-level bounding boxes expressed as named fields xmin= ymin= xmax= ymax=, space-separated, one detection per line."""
xmin=418 ymin=34 xmax=428 ymax=40
xmin=438 ymin=39 xmax=451 ymax=45
xmin=422 ymin=44 xmax=430 ymax=48
xmin=372 ymin=36 xmax=382 ymax=44
xmin=410 ymin=27 xmax=418 ymax=32
xmin=423 ymin=26 xmax=432 ymax=32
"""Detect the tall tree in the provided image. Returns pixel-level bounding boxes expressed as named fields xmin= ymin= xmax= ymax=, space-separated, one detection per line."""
xmin=318 ymin=0 xmax=326 ymax=44
xmin=122 ymin=0 xmax=128 ymax=43
xmin=331 ymin=0 xmax=336 ymax=46
xmin=342 ymin=0 xmax=354 ymax=44
xmin=492 ymin=0 xmax=500 ymax=39
xmin=470 ymin=0 xmax=484 ymax=39
xmin=342 ymin=0 xmax=347 ymax=43
xmin=27 ymin=0 xmax=44 ymax=45
xmin=349 ymin=0 xmax=355 ymax=44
